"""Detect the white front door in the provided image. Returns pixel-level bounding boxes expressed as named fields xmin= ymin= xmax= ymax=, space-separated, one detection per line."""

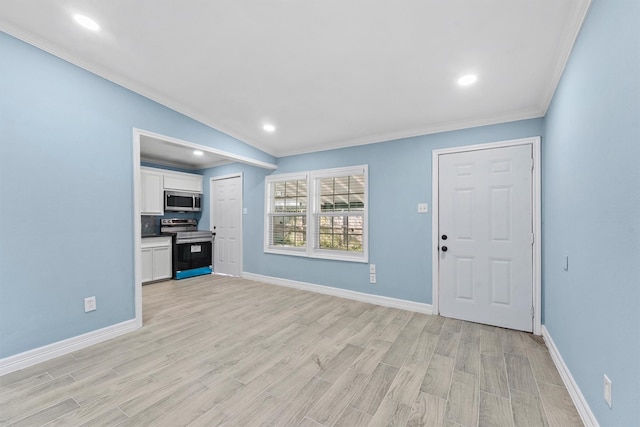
xmin=438 ymin=144 xmax=533 ymax=332
xmin=211 ymin=175 xmax=242 ymax=276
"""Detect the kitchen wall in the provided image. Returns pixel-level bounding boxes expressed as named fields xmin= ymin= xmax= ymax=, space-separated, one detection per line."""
xmin=542 ymin=0 xmax=640 ymax=424
xmin=201 ymin=118 xmax=543 ymax=304
xmin=0 ymin=31 xmax=274 ymax=359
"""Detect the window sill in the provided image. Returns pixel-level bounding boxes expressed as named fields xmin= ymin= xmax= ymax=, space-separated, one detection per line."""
xmin=264 ymin=247 xmax=368 ymax=263
xmin=310 ymin=250 xmax=368 ymax=263
xmin=264 ymin=247 xmax=309 ymax=258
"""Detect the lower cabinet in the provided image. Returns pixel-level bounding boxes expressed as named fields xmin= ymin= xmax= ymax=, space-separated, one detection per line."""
xmin=141 ymin=237 xmax=172 ymax=283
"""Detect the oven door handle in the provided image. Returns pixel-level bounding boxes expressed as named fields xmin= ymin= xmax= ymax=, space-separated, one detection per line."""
xmin=175 ymin=238 xmax=212 ymax=244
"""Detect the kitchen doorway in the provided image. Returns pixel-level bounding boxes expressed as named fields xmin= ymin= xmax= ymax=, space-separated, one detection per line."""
xmin=210 ymin=174 xmax=243 ymax=277
xmin=431 ymin=137 xmax=541 ymax=334
xmin=133 ymin=129 xmax=276 ymax=328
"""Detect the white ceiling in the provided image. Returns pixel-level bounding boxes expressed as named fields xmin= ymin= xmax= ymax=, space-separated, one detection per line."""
xmin=138 ymin=131 xmax=278 ymax=170
xmin=140 ymin=134 xmax=232 ymax=170
xmin=1 ymin=1 xmax=590 ymax=158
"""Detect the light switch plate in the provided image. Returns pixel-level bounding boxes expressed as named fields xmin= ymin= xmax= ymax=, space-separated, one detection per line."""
xmin=418 ymin=203 xmax=428 ymax=213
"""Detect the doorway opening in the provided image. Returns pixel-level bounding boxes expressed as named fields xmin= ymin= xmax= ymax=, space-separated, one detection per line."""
xmin=132 ymin=129 xmax=276 ymax=328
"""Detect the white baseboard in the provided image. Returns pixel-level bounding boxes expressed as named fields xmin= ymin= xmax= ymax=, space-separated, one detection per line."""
xmin=542 ymin=325 xmax=599 ymax=427
xmin=242 ymin=272 xmax=433 ymax=315
xmin=0 ymin=319 xmax=139 ymax=377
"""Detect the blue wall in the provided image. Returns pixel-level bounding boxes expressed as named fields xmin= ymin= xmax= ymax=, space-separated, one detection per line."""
xmin=543 ymin=0 xmax=640 ymax=425
xmin=0 ymin=32 xmax=274 ymax=358
xmin=231 ymin=119 xmax=543 ymax=304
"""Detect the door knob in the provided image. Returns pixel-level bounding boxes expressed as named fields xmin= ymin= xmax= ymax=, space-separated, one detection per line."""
xmin=441 ymin=234 xmax=447 ymax=240
xmin=441 ymin=246 xmax=448 ymax=252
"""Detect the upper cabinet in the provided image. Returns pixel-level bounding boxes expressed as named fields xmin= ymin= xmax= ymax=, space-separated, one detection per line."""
xmin=163 ymin=172 xmax=203 ymax=193
xmin=140 ymin=166 xmax=204 ymax=216
xmin=140 ymin=169 xmax=164 ymax=215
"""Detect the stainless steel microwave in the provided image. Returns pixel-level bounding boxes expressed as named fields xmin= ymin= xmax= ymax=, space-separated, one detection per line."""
xmin=164 ymin=191 xmax=202 ymax=212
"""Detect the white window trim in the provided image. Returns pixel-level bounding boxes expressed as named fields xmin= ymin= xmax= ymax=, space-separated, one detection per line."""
xmin=264 ymin=171 xmax=309 ymax=257
xmin=309 ymin=165 xmax=368 ymax=263
xmin=264 ymin=165 xmax=368 ymax=263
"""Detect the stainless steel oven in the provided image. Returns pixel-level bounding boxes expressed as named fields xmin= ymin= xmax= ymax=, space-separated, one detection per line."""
xmin=161 ymin=219 xmax=213 ymax=279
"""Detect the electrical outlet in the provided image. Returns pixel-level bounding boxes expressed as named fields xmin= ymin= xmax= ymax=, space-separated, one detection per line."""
xmin=369 ymin=273 xmax=376 ymax=284
xmin=604 ymin=375 xmax=612 ymax=408
xmin=418 ymin=203 xmax=428 ymax=213
xmin=369 ymin=264 xmax=376 ymax=274
xmin=84 ymin=296 xmax=96 ymax=312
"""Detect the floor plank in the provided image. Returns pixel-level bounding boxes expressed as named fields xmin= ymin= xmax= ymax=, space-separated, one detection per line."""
xmin=538 ymin=382 xmax=583 ymax=427
xmin=505 ymin=353 xmax=539 ymax=395
xmin=406 ymin=391 xmax=447 ymax=427
xmin=369 ymin=397 xmax=412 ymax=426
xmin=479 ymin=391 xmax=514 ymax=427
xmin=511 ymin=389 xmax=550 ymax=427
xmin=306 ymin=370 xmax=368 ymax=426
xmin=444 ymin=370 xmax=480 ymax=427
xmin=420 ymin=353 xmax=455 ymax=399
xmin=386 ymin=358 xmax=430 ymax=406
xmin=350 ymin=362 xmax=399 ymax=415
xmin=334 ymin=406 xmax=373 ymax=427
xmin=480 ymin=354 xmax=510 ymax=399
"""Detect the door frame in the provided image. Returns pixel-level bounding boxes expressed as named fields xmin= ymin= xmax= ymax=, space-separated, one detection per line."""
xmin=210 ymin=173 xmax=244 ymax=276
xmin=431 ymin=136 xmax=542 ymax=335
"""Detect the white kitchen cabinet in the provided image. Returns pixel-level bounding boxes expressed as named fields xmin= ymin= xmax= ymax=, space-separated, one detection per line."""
xmin=140 ymin=169 xmax=164 ymax=215
xmin=141 ymin=237 xmax=172 ymax=283
xmin=163 ymin=172 xmax=203 ymax=193
xmin=152 ymin=246 xmax=172 ymax=280
xmin=141 ymin=248 xmax=154 ymax=282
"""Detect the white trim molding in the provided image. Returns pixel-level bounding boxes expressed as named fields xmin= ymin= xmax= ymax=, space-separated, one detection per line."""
xmin=432 ymin=136 xmax=542 ymax=335
xmin=132 ymin=129 xmax=143 ymax=329
xmin=0 ymin=320 xmax=138 ymax=376
xmin=242 ymin=272 xmax=433 ymax=315
xmin=542 ymin=326 xmax=600 ymax=427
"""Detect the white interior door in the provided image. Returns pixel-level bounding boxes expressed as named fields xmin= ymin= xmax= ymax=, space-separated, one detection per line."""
xmin=438 ymin=144 xmax=533 ymax=332
xmin=211 ymin=175 xmax=242 ymax=276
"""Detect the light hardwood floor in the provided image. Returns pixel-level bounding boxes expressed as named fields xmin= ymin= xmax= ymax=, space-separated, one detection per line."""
xmin=1 ymin=275 xmax=583 ymax=426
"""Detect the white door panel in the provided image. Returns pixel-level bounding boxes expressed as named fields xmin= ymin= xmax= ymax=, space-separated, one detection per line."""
xmin=439 ymin=144 xmax=533 ymax=332
xmin=212 ymin=176 xmax=242 ymax=276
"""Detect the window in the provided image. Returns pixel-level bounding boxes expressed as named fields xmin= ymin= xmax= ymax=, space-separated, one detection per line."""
xmin=265 ymin=165 xmax=368 ymax=262
xmin=265 ymin=173 xmax=308 ymax=253
xmin=313 ymin=171 xmax=366 ymax=258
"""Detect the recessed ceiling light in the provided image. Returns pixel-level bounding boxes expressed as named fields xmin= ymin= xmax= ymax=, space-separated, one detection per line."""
xmin=263 ymin=124 xmax=276 ymax=133
xmin=458 ymin=74 xmax=478 ymax=86
xmin=73 ymin=14 xmax=100 ymax=31
xmin=193 ymin=150 xmax=204 ymax=156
